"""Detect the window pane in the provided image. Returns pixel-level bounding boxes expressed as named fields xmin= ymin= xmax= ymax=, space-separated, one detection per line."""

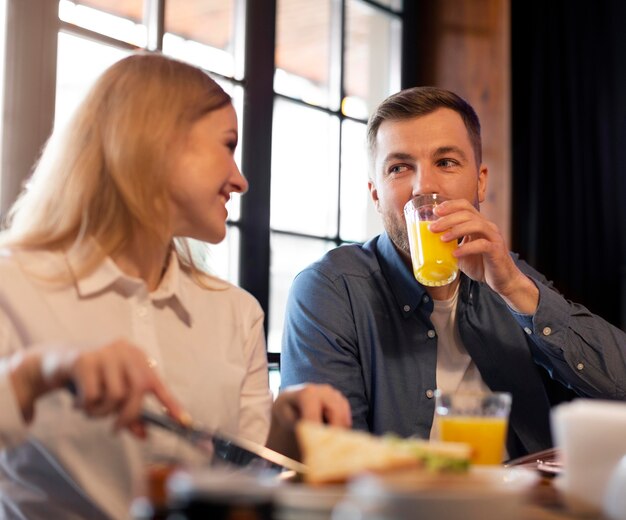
xmin=275 ymin=0 xmax=337 ymax=109
xmin=340 ymin=120 xmax=383 ymax=242
xmin=55 ymin=32 xmax=130 ymax=130
xmin=269 ymin=366 xmax=281 ymax=398
xmin=268 ymin=233 xmax=335 ymax=352
xmin=370 ymin=0 xmax=403 ymax=10
xmin=205 ymin=225 xmax=240 ymax=285
xmin=214 ymin=79 xmax=244 ymax=222
xmin=187 ymin=227 xmax=239 ymax=285
xmin=58 ymin=0 xmax=146 ymax=47
xmin=271 ymin=99 xmax=339 ymax=236
xmin=343 ymin=0 xmax=401 ymax=119
xmin=163 ymin=0 xmax=239 ymax=79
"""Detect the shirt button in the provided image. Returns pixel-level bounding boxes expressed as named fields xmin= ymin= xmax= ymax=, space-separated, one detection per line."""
xmin=542 ymin=326 xmax=552 ymax=336
xmin=403 ymin=305 xmax=411 ymax=312
xmin=422 ymin=295 xmax=430 ymax=303
xmin=427 ymin=329 xmax=436 ymax=339
xmin=524 ymin=327 xmax=532 ymax=335
xmin=576 ymin=362 xmax=584 ymax=371
xmin=425 ymin=389 xmax=435 ymax=399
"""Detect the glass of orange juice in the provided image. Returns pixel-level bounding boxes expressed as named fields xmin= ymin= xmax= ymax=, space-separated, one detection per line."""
xmin=404 ymin=194 xmax=458 ymax=287
xmin=434 ymin=390 xmax=512 ymax=465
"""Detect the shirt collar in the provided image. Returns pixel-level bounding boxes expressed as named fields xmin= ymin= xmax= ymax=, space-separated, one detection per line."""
xmin=373 ymin=232 xmax=472 ymax=317
xmin=70 ymin=245 xmax=188 ymax=312
xmin=374 ymin=232 xmax=431 ymax=317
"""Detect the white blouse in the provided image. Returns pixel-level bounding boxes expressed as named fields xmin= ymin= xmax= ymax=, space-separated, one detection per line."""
xmin=0 ymin=247 xmax=272 ymax=519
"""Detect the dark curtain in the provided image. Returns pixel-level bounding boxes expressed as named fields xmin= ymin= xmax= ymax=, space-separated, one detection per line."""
xmin=511 ymin=0 xmax=626 ymax=329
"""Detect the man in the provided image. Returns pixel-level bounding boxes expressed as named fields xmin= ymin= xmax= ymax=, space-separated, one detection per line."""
xmin=280 ymin=86 xmax=626 ymax=459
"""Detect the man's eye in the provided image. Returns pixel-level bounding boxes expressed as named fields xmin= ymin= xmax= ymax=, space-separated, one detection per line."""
xmin=226 ymin=141 xmax=237 ymax=153
xmin=437 ymin=159 xmax=458 ymax=168
xmin=389 ymin=164 xmax=409 ymax=174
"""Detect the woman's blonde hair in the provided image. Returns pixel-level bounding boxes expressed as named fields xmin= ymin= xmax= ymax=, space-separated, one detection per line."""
xmin=1 ymin=52 xmax=231 ymax=282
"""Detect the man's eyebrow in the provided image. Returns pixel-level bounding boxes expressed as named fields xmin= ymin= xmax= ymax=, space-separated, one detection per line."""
xmin=381 ymin=152 xmax=415 ymax=165
xmin=433 ymin=146 xmax=468 ymax=162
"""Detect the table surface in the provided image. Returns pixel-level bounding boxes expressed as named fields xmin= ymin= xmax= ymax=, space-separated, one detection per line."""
xmin=165 ymin=466 xmax=607 ymax=520
xmin=522 ymin=478 xmax=606 ymax=520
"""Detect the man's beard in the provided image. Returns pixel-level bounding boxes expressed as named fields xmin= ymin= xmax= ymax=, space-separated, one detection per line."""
xmin=382 ymin=211 xmax=410 ymax=257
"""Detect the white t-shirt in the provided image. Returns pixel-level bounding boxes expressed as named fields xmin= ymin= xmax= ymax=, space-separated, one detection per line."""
xmin=0 ymin=247 xmax=272 ymax=519
xmin=429 ymin=285 xmax=490 ymax=441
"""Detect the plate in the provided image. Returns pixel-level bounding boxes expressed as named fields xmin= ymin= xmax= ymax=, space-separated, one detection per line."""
xmin=505 ymin=447 xmax=563 ymax=478
xmin=274 ymin=467 xmax=539 ymax=520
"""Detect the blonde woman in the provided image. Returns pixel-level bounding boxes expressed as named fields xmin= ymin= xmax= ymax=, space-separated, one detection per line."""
xmin=0 ymin=53 xmax=350 ymax=520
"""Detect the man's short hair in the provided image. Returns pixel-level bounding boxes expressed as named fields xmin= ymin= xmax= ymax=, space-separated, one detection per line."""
xmin=366 ymin=86 xmax=482 ymax=166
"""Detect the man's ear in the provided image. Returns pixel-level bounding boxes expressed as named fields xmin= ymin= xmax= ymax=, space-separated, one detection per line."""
xmin=477 ymin=164 xmax=488 ymax=203
xmin=368 ymin=179 xmax=381 ymax=212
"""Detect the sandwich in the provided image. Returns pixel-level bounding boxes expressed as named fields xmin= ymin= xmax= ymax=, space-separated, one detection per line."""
xmin=296 ymin=421 xmax=471 ymax=484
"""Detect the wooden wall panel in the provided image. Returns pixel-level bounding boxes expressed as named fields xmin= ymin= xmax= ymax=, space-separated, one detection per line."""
xmin=416 ymin=0 xmax=511 ymax=246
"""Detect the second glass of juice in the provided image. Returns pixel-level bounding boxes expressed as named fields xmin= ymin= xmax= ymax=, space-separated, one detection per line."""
xmin=434 ymin=390 xmax=512 ymax=465
xmin=404 ymin=194 xmax=458 ymax=287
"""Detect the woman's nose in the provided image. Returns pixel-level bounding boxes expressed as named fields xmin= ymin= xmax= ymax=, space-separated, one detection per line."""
xmin=231 ymin=164 xmax=249 ymax=194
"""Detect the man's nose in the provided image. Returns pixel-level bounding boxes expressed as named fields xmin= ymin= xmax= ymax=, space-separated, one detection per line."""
xmin=411 ymin=164 xmax=438 ymax=196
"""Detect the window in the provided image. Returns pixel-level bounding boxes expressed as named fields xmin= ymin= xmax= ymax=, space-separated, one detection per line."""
xmin=56 ymin=0 xmax=247 ymax=286
xmin=268 ymin=0 xmax=402 ymax=354
xmin=1 ymin=0 xmax=410 ymax=378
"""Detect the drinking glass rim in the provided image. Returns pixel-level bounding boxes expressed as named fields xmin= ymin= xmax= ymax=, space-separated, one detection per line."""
xmin=434 ymin=389 xmax=513 ymax=402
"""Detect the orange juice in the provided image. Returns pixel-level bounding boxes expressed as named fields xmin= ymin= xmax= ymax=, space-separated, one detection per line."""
xmin=439 ymin=416 xmax=508 ymax=465
xmin=408 ymin=220 xmax=458 ymax=286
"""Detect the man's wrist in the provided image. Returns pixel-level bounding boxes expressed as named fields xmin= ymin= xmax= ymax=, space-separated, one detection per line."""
xmin=499 ymin=274 xmax=539 ymax=315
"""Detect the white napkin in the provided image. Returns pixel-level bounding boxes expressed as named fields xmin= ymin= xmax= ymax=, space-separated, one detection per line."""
xmin=551 ymin=399 xmax=626 ymax=516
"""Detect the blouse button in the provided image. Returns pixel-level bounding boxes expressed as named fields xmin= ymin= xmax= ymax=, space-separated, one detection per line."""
xmin=576 ymin=362 xmax=584 ymax=371
xmin=422 ymin=295 xmax=430 ymax=303
xmin=542 ymin=326 xmax=552 ymax=336
xmin=427 ymin=329 xmax=436 ymax=339
xmin=403 ymin=304 xmax=411 ymax=312
xmin=425 ymin=389 xmax=435 ymax=399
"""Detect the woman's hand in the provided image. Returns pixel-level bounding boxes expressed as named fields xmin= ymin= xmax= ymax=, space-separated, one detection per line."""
xmin=8 ymin=339 xmax=187 ymax=437
xmin=266 ymin=383 xmax=351 ymax=460
xmin=272 ymin=383 xmax=352 ymax=428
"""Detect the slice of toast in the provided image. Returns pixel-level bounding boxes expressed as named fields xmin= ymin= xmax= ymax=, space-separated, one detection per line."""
xmin=296 ymin=422 xmax=470 ymax=484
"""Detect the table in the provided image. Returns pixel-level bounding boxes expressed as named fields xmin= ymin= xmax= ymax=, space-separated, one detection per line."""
xmin=522 ymin=478 xmax=606 ymax=520
xmin=159 ymin=468 xmax=609 ymax=520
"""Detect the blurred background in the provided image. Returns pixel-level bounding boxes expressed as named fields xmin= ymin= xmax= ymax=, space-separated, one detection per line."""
xmin=0 ymin=0 xmax=624 ymax=379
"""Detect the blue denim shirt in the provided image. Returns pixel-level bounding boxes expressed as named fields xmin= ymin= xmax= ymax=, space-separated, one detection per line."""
xmin=281 ymin=232 xmax=626 ymax=458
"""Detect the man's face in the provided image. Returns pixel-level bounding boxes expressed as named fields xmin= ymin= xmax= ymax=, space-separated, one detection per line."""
xmin=368 ymin=107 xmax=488 ymax=257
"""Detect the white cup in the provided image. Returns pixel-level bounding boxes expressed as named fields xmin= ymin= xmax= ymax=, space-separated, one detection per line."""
xmin=604 ymin=455 xmax=626 ymax=520
xmin=552 ymin=400 xmax=626 ymax=515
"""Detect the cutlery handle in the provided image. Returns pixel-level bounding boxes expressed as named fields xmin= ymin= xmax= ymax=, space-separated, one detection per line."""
xmin=66 ymin=382 xmax=183 ymax=433
xmin=65 ymin=381 xmax=78 ymax=396
xmin=139 ymin=409 xmax=187 ymax=435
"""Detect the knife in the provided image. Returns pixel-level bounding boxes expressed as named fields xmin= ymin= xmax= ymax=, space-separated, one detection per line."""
xmin=64 ymin=382 xmax=306 ymax=474
xmin=140 ymin=409 xmax=307 ymax=475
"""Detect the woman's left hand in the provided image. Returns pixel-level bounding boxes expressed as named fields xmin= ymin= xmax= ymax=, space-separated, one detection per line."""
xmin=265 ymin=383 xmax=351 ymax=459
xmin=273 ymin=383 xmax=352 ymax=429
